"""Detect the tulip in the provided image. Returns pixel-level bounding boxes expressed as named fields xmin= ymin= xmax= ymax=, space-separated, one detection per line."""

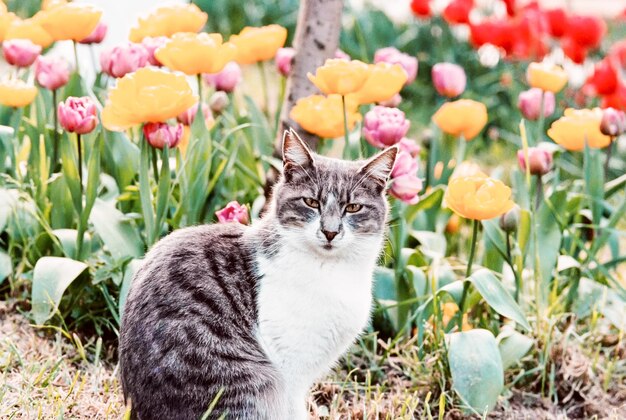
xmin=4 ymin=17 xmax=54 ymax=48
xmin=102 ymin=67 xmax=198 ymax=132
xmin=432 ymin=63 xmax=466 ymax=98
xmin=545 ymin=8 xmax=568 ymax=38
xmin=378 ymin=93 xmax=402 ymax=108
xmin=363 ymin=106 xmax=410 ymax=148
xmin=432 ymin=99 xmax=488 ymax=140
xmin=0 ymin=79 xmax=38 ymax=108
xmin=443 ymin=0 xmax=473 ymax=25
xmin=565 ymin=15 xmax=606 ymax=50
xmin=308 ymin=59 xmax=370 ymax=96
xmin=585 ymin=57 xmax=619 ymax=96
xmin=155 ymin=33 xmax=237 ymax=76
xmin=290 ymin=94 xmax=361 ymax=139
xmin=100 ymin=42 xmax=149 ymax=78
xmin=79 ymin=21 xmax=107 ymax=44
xmin=129 ymin=4 xmax=208 ymax=43
xmin=547 ymin=108 xmax=612 ymax=151
xmin=391 ymin=151 xmax=418 ymax=178
xmin=444 ymin=173 xmax=515 ymax=220
xmin=215 ymin=201 xmax=249 ymax=225
xmin=374 ymin=47 xmax=418 ymax=85
xmin=209 ymin=91 xmax=230 ymax=114
xmin=2 ymin=39 xmax=42 ymax=67
xmin=398 ymin=138 xmax=421 ymax=158
xmin=518 ymin=88 xmax=555 ymax=121
xmin=229 ymin=25 xmax=287 ymax=64
xmin=499 ymin=205 xmax=520 ymax=233
xmin=141 ymin=36 xmax=168 ymax=66
xmin=451 ymin=161 xmax=483 ymax=179
xmin=275 ymin=47 xmax=295 ymax=77
xmin=177 ymin=103 xmax=211 ymax=126
xmin=58 ymin=97 xmax=98 ymax=134
xmin=561 ymin=37 xmax=587 ymax=65
xmin=352 ymin=62 xmax=407 ymax=104
xmin=390 ymin=174 xmax=423 ymax=205
xmin=600 ymin=108 xmax=626 ymax=137
xmin=35 ymin=3 xmax=102 ymax=41
xmin=410 ymin=0 xmax=431 ymax=18
xmin=526 ymin=62 xmax=568 ymax=93
xmin=335 ymin=49 xmax=350 ymax=60
xmin=143 ymin=122 xmax=183 ymax=149
xmin=517 ymin=147 xmax=553 ymax=176
xmin=34 ymin=55 xmax=70 ymax=90
xmin=202 ymin=62 xmax=242 ymax=93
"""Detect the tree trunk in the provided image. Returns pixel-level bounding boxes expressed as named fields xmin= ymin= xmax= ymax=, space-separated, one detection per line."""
xmin=264 ymin=0 xmax=344 ymax=198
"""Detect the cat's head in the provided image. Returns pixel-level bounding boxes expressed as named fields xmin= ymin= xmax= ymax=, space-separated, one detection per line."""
xmin=272 ymin=129 xmax=397 ymax=258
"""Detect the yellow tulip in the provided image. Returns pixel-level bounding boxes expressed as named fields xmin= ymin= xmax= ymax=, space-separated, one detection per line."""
xmin=102 ymin=68 xmax=198 ymax=132
xmin=307 ymin=59 xmax=370 ymax=96
xmin=0 ymin=11 xmax=16 ymax=42
xmin=352 ymin=62 xmax=407 ymax=104
xmin=432 ymin=99 xmax=488 ymax=140
xmin=526 ymin=62 xmax=568 ymax=93
xmin=0 ymin=79 xmax=38 ymax=108
xmin=35 ymin=3 xmax=102 ymax=42
xmin=129 ymin=4 xmax=207 ymax=43
xmin=229 ymin=25 xmax=287 ymax=65
xmin=155 ymin=33 xmax=237 ymax=76
xmin=41 ymin=0 xmax=67 ymax=10
xmin=0 ymin=1 xmax=6 ymax=13
xmin=290 ymin=94 xmax=362 ymax=139
xmin=4 ymin=17 xmax=53 ymax=48
xmin=444 ymin=173 xmax=515 ymax=220
xmin=547 ymin=108 xmax=612 ymax=151
xmin=450 ymin=161 xmax=483 ymax=179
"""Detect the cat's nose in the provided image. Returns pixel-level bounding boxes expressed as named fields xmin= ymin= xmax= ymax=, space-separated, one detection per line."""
xmin=322 ymin=229 xmax=339 ymax=242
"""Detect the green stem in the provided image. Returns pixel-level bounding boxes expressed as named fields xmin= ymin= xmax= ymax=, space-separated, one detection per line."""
xmin=257 ymin=61 xmax=269 ymax=115
xmin=535 ymin=175 xmax=543 ymax=211
xmin=73 ymin=41 xmax=80 ymax=76
xmin=536 ymin=90 xmax=545 ymax=146
xmin=76 ymin=133 xmax=83 ymax=193
xmin=273 ymin=75 xmax=286 ymax=140
xmin=197 ymin=74 xmax=203 ymax=103
xmin=604 ymin=137 xmax=614 ymax=178
xmin=341 ymin=94 xmax=350 ymax=153
xmin=458 ymin=219 xmax=478 ymax=329
xmin=151 ymin=146 xmax=160 ymax=184
xmin=52 ymin=89 xmax=59 ymax=172
xmin=506 ymin=232 xmax=521 ymax=303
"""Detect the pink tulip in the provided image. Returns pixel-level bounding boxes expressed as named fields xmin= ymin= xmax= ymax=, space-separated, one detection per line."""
xmin=141 ymin=36 xmax=168 ymax=66
xmin=202 ymin=62 xmax=242 ymax=93
xmin=391 ymin=151 xmax=418 ymax=178
xmin=517 ymin=147 xmax=553 ymax=176
xmin=374 ymin=47 xmax=418 ymax=85
xmin=143 ymin=122 xmax=183 ymax=149
xmin=79 ymin=21 xmax=107 ymax=44
xmin=600 ymin=107 xmax=626 ymax=137
xmin=58 ymin=97 xmax=99 ymax=135
xmin=2 ymin=39 xmax=41 ymax=67
xmin=432 ymin=62 xmax=466 ymax=98
xmin=275 ymin=47 xmax=295 ymax=77
xmin=176 ymin=103 xmax=211 ymax=126
xmin=378 ymin=93 xmax=402 ymax=108
xmin=390 ymin=174 xmax=423 ymax=204
xmin=215 ymin=201 xmax=249 ymax=224
xmin=398 ymin=138 xmax=421 ymax=158
xmin=100 ymin=42 xmax=149 ymax=78
xmin=363 ymin=106 xmax=410 ymax=148
xmin=517 ymin=88 xmax=555 ymax=121
xmin=335 ymin=49 xmax=350 ymax=60
xmin=35 ymin=55 xmax=70 ymax=91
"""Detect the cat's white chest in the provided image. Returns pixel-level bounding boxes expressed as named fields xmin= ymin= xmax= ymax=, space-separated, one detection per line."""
xmin=255 ymin=250 xmax=374 ymax=393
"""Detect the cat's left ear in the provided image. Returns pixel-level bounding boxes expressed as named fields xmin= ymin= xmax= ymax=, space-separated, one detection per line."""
xmin=358 ymin=147 xmax=398 ymax=192
xmin=282 ymin=128 xmax=315 ymax=181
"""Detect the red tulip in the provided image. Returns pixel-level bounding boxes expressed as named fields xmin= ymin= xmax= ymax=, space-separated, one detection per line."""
xmin=503 ymin=0 xmax=516 ymax=16
xmin=410 ymin=0 xmax=431 ymax=18
xmin=561 ymin=37 xmax=587 ymax=64
xmin=609 ymin=39 xmax=626 ymax=69
xmin=601 ymin=82 xmax=626 ymax=111
xmin=585 ymin=57 xmax=619 ymax=96
xmin=565 ymin=15 xmax=606 ymax=50
xmin=544 ymin=8 xmax=568 ymax=38
xmin=508 ymin=6 xmax=549 ymax=60
xmin=443 ymin=0 xmax=473 ymax=25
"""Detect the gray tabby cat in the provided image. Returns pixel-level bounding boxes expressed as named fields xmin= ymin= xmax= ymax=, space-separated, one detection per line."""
xmin=119 ymin=129 xmax=398 ymax=419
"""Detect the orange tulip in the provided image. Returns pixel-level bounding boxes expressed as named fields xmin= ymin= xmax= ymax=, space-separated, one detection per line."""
xmin=547 ymin=108 xmax=612 ymax=151
xmin=0 ymin=79 xmax=38 ymax=108
xmin=102 ymin=68 xmax=198 ymax=132
xmin=129 ymin=4 xmax=207 ymax=43
xmin=432 ymin=99 xmax=488 ymax=140
xmin=0 ymin=11 xmax=17 ymax=43
xmin=444 ymin=173 xmax=515 ymax=220
xmin=35 ymin=3 xmax=102 ymax=41
xmin=352 ymin=62 xmax=407 ymax=104
xmin=526 ymin=62 xmax=568 ymax=93
xmin=155 ymin=33 xmax=237 ymax=75
xmin=229 ymin=25 xmax=287 ymax=64
xmin=4 ymin=17 xmax=54 ymax=48
xmin=290 ymin=94 xmax=361 ymax=139
xmin=307 ymin=59 xmax=370 ymax=96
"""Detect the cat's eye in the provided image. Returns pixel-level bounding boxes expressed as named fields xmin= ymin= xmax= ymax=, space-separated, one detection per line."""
xmin=345 ymin=203 xmax=363 ymax=213
xmin=303 ymin=197 xmax=320 ymax=209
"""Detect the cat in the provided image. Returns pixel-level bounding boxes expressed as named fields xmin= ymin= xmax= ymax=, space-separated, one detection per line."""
xmin=119 ymin=129 xmax=398 ymax=419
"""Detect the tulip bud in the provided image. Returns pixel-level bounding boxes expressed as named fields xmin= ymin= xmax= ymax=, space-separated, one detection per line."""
xmin=363 ymin=106 xmax=410 ymax=148
xmin=499 ymin=205 xmax=520 ymax=233
xmin=374 ymin=47 xmax=418 ymax=85
xmin=2 ymin=39 xmax=42 ymax=67
xmin=391 ymin=151 xmax=418 ymax=178
xmin=177 ymin=103 xmax=211 ymax=126
xmin=215 ymin=201 xmax=249 ymax=224
xmin=378 ymin=93 xmax=402 ymax=108
xmin=275 ymin=47 xmax=295 ymax=77
xmin=398 ymin=137 xmax=421 ymax=158
xmin=79 ymin=21 xmax=107 ymax=44
xmin=517 ymin=88 xmax=555 ymax=121
xmin=143 ymin=122 xmax=184 ymax=149
xmin=57 ymin=97 xmax=99 ymax=135
xmin=600 ymin=107 xmax=626 ymax=137
xmin=432 ymin=62 xmax=466 ymax=98
xmin=35 ymin=55 xmax=70 ymax=91
xmin=141 ymin=36 xmax=169 ymax=66
xmin=390 ymin=174 xmax=423 ymax=204
xmin=517 ymin=147 xmax=553 ymax=176
xmin=100 ymin=43 xmax=149 ymax=78
xmin=202 ymin=62 xmax=242 ymax=93
xmin=209 ymin=91 xmax=229 ymax=114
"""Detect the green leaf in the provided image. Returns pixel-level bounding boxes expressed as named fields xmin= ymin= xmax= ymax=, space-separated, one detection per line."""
xmin=497 ymin=329 xmax=534 ymax=369
xmin=119 ymin=258 xmax=142 ymax=318
xmin=90 ymin=199 xmax=144 ymax=260
xmin=31 ymin=257 xmax=87 ymax=325
xmin=102 ymin=130 xmax=139 ymax=190
xmin=575 ymin=278 xmax=626 ymax=330
xmin=583 ymin=144 xmax=604 ymax=227
xmin=0 ymin=249 xmax=11 ymax=283
xmin=406 ymin=186 xmax=445 ymax=223
xmin=410 ymin=230 xmax=446 ymax=258
xmin=448 ymin=329 xmax=504 ymax=414
xmin=373 ymin=266 xmax=396 ymax=302
xmin=52 ymin=229 xmax=91 ymax=260
xmin=468 ymin=269 xmax=530 ymax=331
xmin=59 ymin=133 xmax=82 ymax=216
xmin=139 ymin=137 xmax=155 ymax=242
xmin=536 ymin=188 xmax=566 ymax=304
xmin=154 ymin=146 xmax=171 ymax=242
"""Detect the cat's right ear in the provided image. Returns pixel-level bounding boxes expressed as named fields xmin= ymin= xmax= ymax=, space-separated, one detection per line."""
xmin=282 ymin=129 xmax=314 ymax=182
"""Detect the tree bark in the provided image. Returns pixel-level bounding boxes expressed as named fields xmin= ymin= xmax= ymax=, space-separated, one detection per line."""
xmin=264 ymin=0 xmax=344 ymax=198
